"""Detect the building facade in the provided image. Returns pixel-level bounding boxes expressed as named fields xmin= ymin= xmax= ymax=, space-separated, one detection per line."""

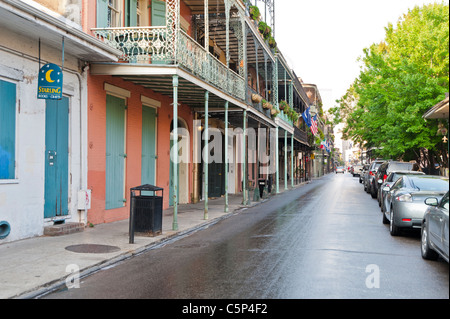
xmin=0 ymin=0 xmax=321 ymax=243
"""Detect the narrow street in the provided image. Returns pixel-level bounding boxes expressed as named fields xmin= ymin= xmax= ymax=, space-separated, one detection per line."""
xmin=43 ymin=173 xmax=449 ymax=299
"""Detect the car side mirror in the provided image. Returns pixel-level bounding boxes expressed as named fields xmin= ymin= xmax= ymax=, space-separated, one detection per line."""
xmin=382 ymin=186 xmax=390 ymax=192
xmin=424 ymin=197 xmax=439 ymax=207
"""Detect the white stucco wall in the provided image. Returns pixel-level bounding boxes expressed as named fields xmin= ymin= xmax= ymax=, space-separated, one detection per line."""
xmin=0 ymin=30 xmax=86 ymax=243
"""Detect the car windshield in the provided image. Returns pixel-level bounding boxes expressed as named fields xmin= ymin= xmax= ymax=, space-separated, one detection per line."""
xmin=389 ymin=162 xmax=415 ymax=171
xmin=409 ymin=177 xmax=449 ymax=192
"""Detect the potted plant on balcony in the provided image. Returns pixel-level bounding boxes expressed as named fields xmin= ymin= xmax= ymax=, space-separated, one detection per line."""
xmin=279 ymin=100 xmax=288 ymax=111
xmin=268 ymin=36 xmax=277 ymax=50
xmin=258 ymin=21 xmax=271 ymax=40
xmin=249 ymin=6 xmax=261 ymax=22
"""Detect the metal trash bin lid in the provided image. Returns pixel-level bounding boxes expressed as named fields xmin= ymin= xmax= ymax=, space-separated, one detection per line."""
xmin=131 ymin=184 xmax=164 ymax=192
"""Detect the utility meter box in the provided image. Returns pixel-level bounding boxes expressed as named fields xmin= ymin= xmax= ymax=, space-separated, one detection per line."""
xmin=77 ymin=189 xmax=91 ymax=210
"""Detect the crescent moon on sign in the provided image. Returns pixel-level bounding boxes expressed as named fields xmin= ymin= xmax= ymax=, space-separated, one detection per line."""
xmin=45 ymin=69 xmax=55 ymax=83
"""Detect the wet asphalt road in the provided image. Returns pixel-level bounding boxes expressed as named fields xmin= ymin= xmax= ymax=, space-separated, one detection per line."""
xmin=43 ymin=173 xmax=449 ymax=299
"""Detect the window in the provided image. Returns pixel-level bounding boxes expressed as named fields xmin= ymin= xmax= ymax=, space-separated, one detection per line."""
xmin=0 ymin=79 xmax=16 ymax=180
xmin=108 ymin=0 xmax=121 ymax=27
xmin=97 ymin=0 xmax=122 ymax=28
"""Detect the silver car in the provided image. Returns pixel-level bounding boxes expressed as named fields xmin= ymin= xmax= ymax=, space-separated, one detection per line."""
xmin=421 ymin=191 xmax=449 ymax=263
xmin=383 ymin=175 xmax=449 ymax=236
xmin=379 ymin=171 xmax=425 ymax=213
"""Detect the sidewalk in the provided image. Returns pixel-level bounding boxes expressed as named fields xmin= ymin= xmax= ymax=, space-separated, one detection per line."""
xmin=0 ymin=190 xmax=292 ymax=299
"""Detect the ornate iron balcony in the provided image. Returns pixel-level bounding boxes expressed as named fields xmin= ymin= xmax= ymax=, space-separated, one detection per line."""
xmin=92 ymin=27 xmax=245 ymax=102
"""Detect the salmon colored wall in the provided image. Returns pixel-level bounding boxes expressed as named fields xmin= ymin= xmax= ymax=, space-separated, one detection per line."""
xmin=87 ymin=73 xmax=194 ymax=225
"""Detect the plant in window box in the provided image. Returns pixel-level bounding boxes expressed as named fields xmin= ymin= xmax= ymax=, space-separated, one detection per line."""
xmin=249 ymin=6 xmax=261 ymax=21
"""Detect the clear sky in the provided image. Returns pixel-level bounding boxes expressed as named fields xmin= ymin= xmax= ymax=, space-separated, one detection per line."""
xmin=272 ymin=0 xmax=446 ymax=111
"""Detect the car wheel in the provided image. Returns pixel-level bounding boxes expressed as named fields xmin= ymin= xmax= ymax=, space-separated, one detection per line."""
xmin=421 ymin=222 xmax=439 ymax=260
xmin=389 ymin=208 xmax=400 ymax=236
xmin=371 ymin=183 xmax=377 ymax=199
xmin=382 ymin=211 xmax=389 ymax=224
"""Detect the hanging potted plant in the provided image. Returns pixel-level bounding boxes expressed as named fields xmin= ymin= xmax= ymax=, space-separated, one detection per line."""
xmin=252 ymin=93 xmax=263 ymax=103
xmin=262 ymin=99 xmax=272 ymax=109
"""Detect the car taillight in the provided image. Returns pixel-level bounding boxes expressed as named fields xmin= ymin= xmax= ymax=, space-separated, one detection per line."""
xmin=369 ymin=171 xmax=374 ymax=176
xmin=383 ymin=174 xmax=387 ymax=181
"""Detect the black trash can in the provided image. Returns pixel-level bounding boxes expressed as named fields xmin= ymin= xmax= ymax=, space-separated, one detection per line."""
xmin=258 ymin=179 xmax=266 ymax=198
xmin=129 ymin=184 xmax=164 ymax=243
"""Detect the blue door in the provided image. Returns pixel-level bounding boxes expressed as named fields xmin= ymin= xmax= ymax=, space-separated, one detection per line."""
xmin=44 ymin=97 xmax=69 ymax=219
xmin=105 ymin=94 xmax=126 ymax=210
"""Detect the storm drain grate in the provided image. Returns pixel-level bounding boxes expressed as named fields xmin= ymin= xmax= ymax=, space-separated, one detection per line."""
xmin=65 ymin=244 xmax=121 ymax=254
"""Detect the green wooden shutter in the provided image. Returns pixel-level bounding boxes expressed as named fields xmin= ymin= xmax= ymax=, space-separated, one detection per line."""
xmin=151 ymin=0 xmax=166 ymax=26
xmin=0 ymin=79 xmax=16 ymax=180
xmin=97 ymin=0 xmax=108 ymax=28
xmin=126 ymin=0 xmax=138 ymax=27
xmin=141 ymin=106 xmax=156 ymax=186
xmin=106 ymin=95 xmax=126 ymax=210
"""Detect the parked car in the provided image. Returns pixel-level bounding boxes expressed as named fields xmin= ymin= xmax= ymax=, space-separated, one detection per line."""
xmin=383 ymin=175 xmax=449 ymax=236
xmin=336 ymin=166 xmax=345 ymax=174
xmin=421 ymin=191 xmax=449 ymax=262
xmin=375 ymin=161 xmax=419 ymax=201
xmin=365 ymin=159 xmax=387 ymax=197
xmin=352 ymin=164 xmax=364 ymax=177
xmin=379 ymin=171 xmax=425 ymax=212
xmin=359 ymin=164 xmax=369 ymax=184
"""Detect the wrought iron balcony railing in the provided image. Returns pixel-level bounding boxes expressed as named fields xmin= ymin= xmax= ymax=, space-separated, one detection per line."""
xmin=92 ymin=27 xmax=245 ymax=101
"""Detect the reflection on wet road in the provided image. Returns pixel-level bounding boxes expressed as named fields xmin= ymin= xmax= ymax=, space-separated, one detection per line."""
xmin=44 ymin=174 xmax=449 ymax=299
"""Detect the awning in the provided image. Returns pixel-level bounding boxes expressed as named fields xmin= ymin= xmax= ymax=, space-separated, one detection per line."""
xmin=0 ymin=0 xmax=121 ymax=62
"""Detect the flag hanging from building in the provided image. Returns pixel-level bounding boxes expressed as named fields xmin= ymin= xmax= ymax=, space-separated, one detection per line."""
xmin=302 ymin=107 xmax=312 ymax=127
xmin=311 ymin=115 xmax=318 ymax=136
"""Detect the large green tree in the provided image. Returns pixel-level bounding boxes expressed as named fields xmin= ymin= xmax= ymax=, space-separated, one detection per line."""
xmin=331 ymin=2 xmax=449 ymax=170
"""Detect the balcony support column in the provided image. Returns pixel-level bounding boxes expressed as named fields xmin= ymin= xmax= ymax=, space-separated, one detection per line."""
xmin=224 ymin=101 xmax=229 ymax=213
xmin=172 ymin=75 xmax=179 ymax=231
xmin=285 ymin=130 xmax=288 ymax=191
xmin=242 ymin=110 xmax=248 ymax=205
xmin=275 ymin=127 xmax=279 ymax=194
xmin=204 ymin=0 xmax=209 ymax=51
xmin=204 ymin=90 xmax=209 ymax=220
xmin=291 ymin=134 xmax=294 ymax=188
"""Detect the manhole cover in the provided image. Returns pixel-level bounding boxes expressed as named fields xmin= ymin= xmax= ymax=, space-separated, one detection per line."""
xmin=65 ymin=244 xmax=121 ymax=254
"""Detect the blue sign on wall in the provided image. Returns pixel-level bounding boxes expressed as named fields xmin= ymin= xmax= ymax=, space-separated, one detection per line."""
xmin=37 ymin=63 xmax=63 ymax=100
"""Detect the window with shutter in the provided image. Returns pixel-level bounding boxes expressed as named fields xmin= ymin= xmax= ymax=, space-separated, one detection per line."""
xmin=0 ymin=79 xmax=16 ymax=180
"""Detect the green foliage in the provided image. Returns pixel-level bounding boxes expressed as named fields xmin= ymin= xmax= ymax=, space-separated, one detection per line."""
xmin=335 ymin=3 xmax=449 ymax=166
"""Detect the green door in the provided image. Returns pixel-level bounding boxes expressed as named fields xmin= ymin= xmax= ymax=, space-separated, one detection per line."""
xmin=105 ymin=95 xmax=126 ymax=210
xmin=142 ymin=106 xmax=156 ymax=186
xmin=151 ymin=0 xmax=167 ymax=64
xmin=44 ymin=97 xmax=69 ymax=219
